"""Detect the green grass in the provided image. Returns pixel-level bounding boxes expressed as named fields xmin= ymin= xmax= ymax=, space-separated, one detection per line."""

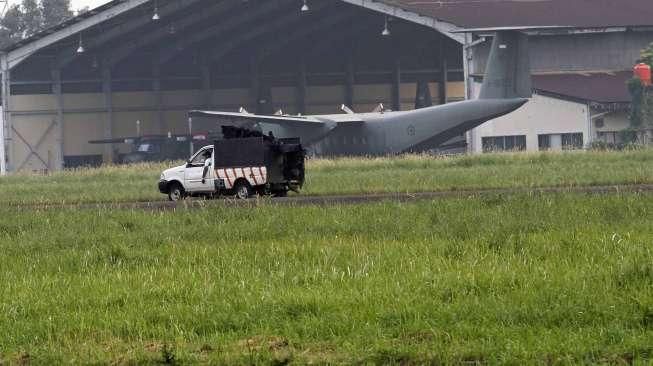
xmin=0 ymin=193 xmax=652 ymax=364
xmin=0 ymin=149 xmax=652 ymax=205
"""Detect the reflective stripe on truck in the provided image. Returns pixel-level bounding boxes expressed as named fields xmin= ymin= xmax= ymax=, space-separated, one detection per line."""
xmin=215 ymin=167 xmax=267 ymax=189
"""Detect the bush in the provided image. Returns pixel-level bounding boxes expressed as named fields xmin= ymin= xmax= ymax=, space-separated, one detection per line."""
xmin=588 ymin=141 xmax=619 ymax=151
xmin=587 ymin=140 xmax=646 ymax=151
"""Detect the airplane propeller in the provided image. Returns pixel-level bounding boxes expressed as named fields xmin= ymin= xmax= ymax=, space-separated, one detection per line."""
xmin=341 ymin=104 xmax=355 ymax=114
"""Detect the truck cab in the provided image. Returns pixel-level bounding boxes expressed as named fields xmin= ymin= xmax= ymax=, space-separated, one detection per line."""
xmin=158 ymin=146 xmax=217 ymax=200
xmin=158 ymin=132 xmax=305 ymax=201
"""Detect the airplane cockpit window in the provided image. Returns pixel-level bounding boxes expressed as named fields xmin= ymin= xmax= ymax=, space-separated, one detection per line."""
xmin=137 ymin=143 xmax=161 ymax=153
xmin=137 ymin=144 xmax=152 ymax=152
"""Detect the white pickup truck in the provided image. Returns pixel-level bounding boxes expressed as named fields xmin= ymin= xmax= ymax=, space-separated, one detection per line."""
xmin=158 ymin=134 xmax=305 ymax=201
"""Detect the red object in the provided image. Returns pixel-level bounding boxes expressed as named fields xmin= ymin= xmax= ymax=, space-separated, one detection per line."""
xmin=634 ymin=63 xmax=652 ymax=86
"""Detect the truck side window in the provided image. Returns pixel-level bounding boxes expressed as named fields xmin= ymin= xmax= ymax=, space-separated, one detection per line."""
xmin=190 ymin=148 xmax=212 ymax=166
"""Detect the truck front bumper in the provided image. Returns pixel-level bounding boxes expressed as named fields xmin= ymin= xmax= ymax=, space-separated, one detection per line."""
xmin=158 ymin=180 xmax=169 ymax=193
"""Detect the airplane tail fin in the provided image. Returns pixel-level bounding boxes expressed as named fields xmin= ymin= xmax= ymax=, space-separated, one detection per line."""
xmin=479 ymin=31 xmax=531 ymax=99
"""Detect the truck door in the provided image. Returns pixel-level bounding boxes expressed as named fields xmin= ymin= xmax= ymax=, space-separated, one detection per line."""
xmin=184 ymin=146 xmax=215 ymax=192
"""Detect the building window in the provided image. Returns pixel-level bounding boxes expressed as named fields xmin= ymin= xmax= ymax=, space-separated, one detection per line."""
xmin=561 ymin=133 xmax=583 ymax=150
xmin=481 ymin=135 xmax=526 ymax=153
xmin=594 ymin=118 xmax=605 ymax=128
xmin=537 ymin=133 xmax=584 ymax=151
xmin=538 ymin=134 xmax=551 ymax=150
xmin=596 ymin=131 xmax=622 ymax=145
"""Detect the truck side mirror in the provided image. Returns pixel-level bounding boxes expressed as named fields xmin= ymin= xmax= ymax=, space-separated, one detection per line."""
xmin=203 ymin=159 xmax=211 ymax=167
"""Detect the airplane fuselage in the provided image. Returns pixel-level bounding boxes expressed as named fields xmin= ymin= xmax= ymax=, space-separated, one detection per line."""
xmin=259 ymin=98 xmax=528 ymax=156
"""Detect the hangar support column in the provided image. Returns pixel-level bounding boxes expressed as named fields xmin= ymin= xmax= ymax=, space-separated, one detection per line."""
xmin=462 ymin=33 xmax=475 ymax=153
xmin=439 ymin=39 xmax=448 ymax=105
xmin=345 ymin=52 xmax=355 ymax=108
xmin=201 ymin=62 xmax=211 ymax=109
xmin=102 ymin=66 xmax=114 ymax=163
xmin=0 ymin=58 xmax=7 ymax=175
xmin=392 ymin=59 xmax=401 ymax=111
xmin=296 ymin=56 xmax=307 ymax=115
xmin=51 ymin=67 xmax=65 ymax=170
xmin=152 ymin=55 xmax=165 ymax=134
xmin=1 ymin=53 xmax=11 ymax=174
xmin=249 ymin=54 xmax=260 ymax=113
xmin=0 ymin=74 xmax=5 ymax=174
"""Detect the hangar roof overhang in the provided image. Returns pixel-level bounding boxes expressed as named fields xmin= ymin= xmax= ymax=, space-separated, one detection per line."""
xmin=376 ymin=0 xmax=653 ymax=29
xmin=534 ymin=72 xmax=633 ymax=106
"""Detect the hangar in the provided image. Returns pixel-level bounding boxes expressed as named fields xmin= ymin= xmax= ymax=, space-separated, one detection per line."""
xmin=1 ymin=0 xmax=652 ymax=174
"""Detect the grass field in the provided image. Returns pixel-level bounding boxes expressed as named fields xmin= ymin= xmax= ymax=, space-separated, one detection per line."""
xmin=1 ymin=193 xmax=652 ymax=364
xmin=0 ymin=149 xmax=652 ymax=205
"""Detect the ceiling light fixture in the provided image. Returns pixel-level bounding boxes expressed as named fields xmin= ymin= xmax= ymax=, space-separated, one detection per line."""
xmin=152 ymin=0 xmax=160 ymax=20
xmin=301 ymin=0 xmax=309 ymax=12
xmin=76 ymin=33 xmax=85 ymax=53
xmin=381 ymin=15 xmax=391 ymax=36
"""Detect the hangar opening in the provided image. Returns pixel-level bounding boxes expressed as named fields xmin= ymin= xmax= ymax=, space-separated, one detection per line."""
xmin=0 ymin=0 xmax=464 ymax=172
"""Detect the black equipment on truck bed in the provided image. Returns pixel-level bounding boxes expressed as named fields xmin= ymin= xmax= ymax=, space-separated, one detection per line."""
xmin=214 ymin=126 xmax=305 ymax=194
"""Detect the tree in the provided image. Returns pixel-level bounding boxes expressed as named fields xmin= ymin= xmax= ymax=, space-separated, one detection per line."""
xmin=625 ymin=42 xmax=653 ymax=143
xmin=41 ymin=0 xmax=73 ymax=28
xmin=0 ymin=0 xmax=73 ymax=49
xmin=0 ymin=5 xmax=26 ymax=49
xmin=75 ymin=6 xmax=90 ymax=15
xmin=22 ymin=0 xmax=43 ymax=36
xmin=640 ymin=42 xmax=653 ymax=66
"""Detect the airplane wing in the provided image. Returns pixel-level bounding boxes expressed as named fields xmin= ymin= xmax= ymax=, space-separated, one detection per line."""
xmin=89 ymin=134 xmax=205 ymax=144
xmin=189 ymin=110 xmax=364 ymax=128
xmin=89 ymin=137 xmax=145 ymax=144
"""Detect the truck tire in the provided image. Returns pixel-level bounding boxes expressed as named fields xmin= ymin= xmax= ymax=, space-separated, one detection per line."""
xmin=233 ymin=180 xmax=251 ymax=200
xmin=234 ymin=180 xmax=252 ymax=200
xmin=168 ymin=182 xmax=185 ymax=201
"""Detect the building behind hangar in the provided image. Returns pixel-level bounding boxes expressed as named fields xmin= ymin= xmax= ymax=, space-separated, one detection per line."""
xmin=1 ymin=0 xmax=652 ymax=173
xmin=467 ymin=29 xmax=651 ymax=153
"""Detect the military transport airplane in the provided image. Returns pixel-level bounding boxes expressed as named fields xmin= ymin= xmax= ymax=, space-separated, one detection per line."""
xmin=189 ymin=30 xmax=532 ymax=156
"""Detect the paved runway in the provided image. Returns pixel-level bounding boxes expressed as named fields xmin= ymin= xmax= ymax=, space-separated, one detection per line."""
xmin=20 ymin=183 xmax=653 ymax=211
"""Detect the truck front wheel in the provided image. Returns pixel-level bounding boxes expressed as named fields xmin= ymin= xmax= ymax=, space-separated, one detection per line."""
xmin=168 ymin=182 xmax=185 ymax=201
xmin=233 ymin=180 xmax=252 ymax=200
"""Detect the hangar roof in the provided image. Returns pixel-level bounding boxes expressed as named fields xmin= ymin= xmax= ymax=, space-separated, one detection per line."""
xmin=377 ymin=0 xmax=653 ymax=28
xmin=533 ymin=72 xmax=632 ymax=103
xmin=8 ymin=0 xmax=653 ymax=55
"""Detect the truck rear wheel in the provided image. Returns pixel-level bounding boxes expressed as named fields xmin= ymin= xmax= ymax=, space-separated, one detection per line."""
xmin=233 ymin=181 xmax=251 ymax=200
xmin=168 ymin=182 xmax=185 ymax=202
